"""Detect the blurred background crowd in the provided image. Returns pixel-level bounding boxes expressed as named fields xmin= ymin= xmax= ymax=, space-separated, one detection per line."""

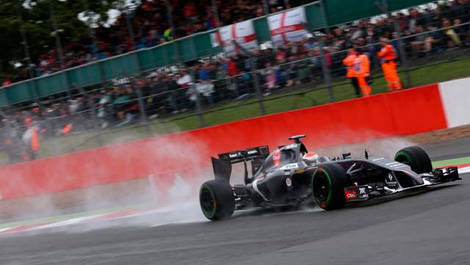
xmin=1 ymin=0 xmax=470 ymax=163
xmin=2 ymin=0 xmax=312 ymax=84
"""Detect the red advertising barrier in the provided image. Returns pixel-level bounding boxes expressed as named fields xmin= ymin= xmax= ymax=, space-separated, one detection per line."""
xmin=0 ymin=84 xmax=447 ymax=199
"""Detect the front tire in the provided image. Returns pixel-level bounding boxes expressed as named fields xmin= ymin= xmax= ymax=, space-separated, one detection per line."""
xmin=312 ymin=164 xmax=349 ymax=210
xmin=199 ymin=180 xmax=235 ymax=220
xmin=394 ymin=146 xmax=432 ymax=174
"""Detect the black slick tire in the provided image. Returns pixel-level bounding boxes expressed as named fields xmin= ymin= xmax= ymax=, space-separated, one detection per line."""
xmin=312 ymin=164 xmax=348 ymax=210
xmin=199 ymin=180 xmax=235 ymax=220
xmin=394 ymin=146 xmax=432 ymax=174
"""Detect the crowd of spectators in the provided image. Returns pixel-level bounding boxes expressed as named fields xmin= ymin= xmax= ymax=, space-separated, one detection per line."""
xmin=1 ymin=0 xmax=470 ymax=164
xmin=2 ymin=0 xmax=312 ymax=85
xmin=135 ymin=0 xmax=470 ymax=107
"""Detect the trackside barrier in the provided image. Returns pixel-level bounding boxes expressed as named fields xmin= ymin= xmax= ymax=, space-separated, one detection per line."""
xmin=438 ymin=77 xmax=470 ymax=128
xmin=0 ymin=83 xmax=449 ymax=199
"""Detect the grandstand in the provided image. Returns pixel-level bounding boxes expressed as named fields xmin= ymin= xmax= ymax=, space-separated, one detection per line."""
xmin=2 ymin=0 xmax=310 ymax=82
xmin=0 ymin=0 xmax=470 ymax=165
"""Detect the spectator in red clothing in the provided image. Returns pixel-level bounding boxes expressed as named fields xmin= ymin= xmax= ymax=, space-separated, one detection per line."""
xmin=141 ymin=0 xmax=154 ymax=11
xmin=275 ymin=47 xmax=287 ymax=64
xmin=226 ymin=58 xmax=240 ymax=77
xmin=324 ymin=48 xmax=332 ymax=68
xmin=2 ymin=76 xmax=12 ymax=87
xmin=184 ymin=2 xmax=198 ymax=23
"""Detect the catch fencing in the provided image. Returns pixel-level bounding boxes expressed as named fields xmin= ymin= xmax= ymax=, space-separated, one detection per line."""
xmin=1 ymin=0 xmax=441 ymax=106
xmin=1 ymin=6 xmax=470 ymax=165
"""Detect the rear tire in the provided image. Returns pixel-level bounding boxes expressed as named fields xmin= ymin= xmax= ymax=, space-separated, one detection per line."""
xmin=312 ymin=164 xmax=349 ymax=210
xmin=199 ymin=180 xmax=235 ymax=220
xmin=394 ymin=146 xmax=432 ymax=174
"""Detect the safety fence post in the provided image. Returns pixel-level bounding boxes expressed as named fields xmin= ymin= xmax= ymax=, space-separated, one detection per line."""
xmin=377 ymin=0 xmax=411 ymax=88
xmin=233 ymin=41 xmax=265 ymax=115
xmin=318 ymin=0 xmax=334 ymax=102
xmin=251 ymin=58 xmax=266 ymax=116
xmin=302 ymin=6 xmax=334 ymax=103
xmin=94 ymin=59 xmax=113 ymax=145
xmin=195 ymin=88 xmax=206 ymax=127
xmin=75 ymin=83 xmax=103 ymax=146
xmin=133 ymin=76 xmax=152 ymax=136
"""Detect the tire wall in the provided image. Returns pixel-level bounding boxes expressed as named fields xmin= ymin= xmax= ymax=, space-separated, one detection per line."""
xmin=0 ymin=83 xmax=451 ymax=199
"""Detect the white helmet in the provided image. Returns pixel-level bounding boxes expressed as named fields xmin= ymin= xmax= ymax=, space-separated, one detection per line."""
xmin=303 ymin=152 xmax=319 ymax=164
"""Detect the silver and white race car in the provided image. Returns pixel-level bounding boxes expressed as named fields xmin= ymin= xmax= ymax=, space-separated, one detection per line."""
xmin=199 ymin=135 xmax=460 ymax=220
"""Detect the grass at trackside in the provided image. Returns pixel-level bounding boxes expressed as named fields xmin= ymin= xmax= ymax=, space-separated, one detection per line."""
xmin=432 ymin=156 xmax=470 ymax=168
xmin=167 ymin=57 xmax=470 ymax=131
xmin=1 ymin=57 xmax=470 ymax=164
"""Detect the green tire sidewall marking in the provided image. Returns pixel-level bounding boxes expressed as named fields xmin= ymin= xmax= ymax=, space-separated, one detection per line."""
xmin=395 ymin=151 xmax=412 ymax=164
xmin=200 ymin=184 xmax=217 ymax=219
xmin=322 ymin=169 xmax=333 ymax=207
xmin=313 ymin=168 xmax=333 ymax=207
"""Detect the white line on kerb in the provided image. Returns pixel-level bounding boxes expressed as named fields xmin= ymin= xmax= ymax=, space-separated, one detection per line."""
xmin=458 ymin=166 xmax=470 ymax=174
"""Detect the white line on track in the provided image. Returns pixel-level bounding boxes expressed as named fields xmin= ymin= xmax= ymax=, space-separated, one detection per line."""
xmin=0 ymin=227 xmax=12 ymax=233
xmin=458 ymin=166 xmax=470 ymax=174
xmin=28 ymin=215 xmax=106 ymax=231
xmin=2 ymin=167 xmax=469 ymax=235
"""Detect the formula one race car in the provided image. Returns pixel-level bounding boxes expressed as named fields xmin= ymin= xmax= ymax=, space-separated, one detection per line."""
xmin=199 ymin=135 xmax=461 ymax=220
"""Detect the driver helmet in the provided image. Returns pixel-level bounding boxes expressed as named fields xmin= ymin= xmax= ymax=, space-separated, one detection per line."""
xmin=303 ymin=152 xmax=319 ymax=164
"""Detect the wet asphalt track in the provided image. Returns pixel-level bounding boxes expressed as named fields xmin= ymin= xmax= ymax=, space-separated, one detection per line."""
xmin=1 ymin=138 xmax=470 ymax=265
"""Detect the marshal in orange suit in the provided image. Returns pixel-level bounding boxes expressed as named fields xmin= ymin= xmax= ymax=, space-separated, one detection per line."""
xmin=377 ymin=38 xmax=402 ymax=91
xmin=354 ymin=49 xmax=371 ymax=97
xmin=342 ymin=48 xmax=361 ymax=97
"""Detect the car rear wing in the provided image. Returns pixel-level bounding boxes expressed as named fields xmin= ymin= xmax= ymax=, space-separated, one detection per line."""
xmin=212 ymin=146 xmax=270 ymax=183
xmin=217 ymin=146 xmax=270 ymax=163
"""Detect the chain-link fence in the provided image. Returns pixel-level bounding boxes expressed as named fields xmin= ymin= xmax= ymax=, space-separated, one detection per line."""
xmin=1 ymin=10 xmax=470 ymax=165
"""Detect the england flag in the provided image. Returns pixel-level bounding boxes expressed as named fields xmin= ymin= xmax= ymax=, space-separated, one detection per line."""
xmin=217 ymin=20 xmax=258 ymax=56
xmin=268 ymin=7 xmax=308 ymax=46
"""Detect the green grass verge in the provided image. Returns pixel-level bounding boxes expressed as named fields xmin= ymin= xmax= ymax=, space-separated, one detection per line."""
xmin=433 ymin=156 xmax=470 ymax=168
xmin=167 ymin=57 xmax=470 ymax=131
